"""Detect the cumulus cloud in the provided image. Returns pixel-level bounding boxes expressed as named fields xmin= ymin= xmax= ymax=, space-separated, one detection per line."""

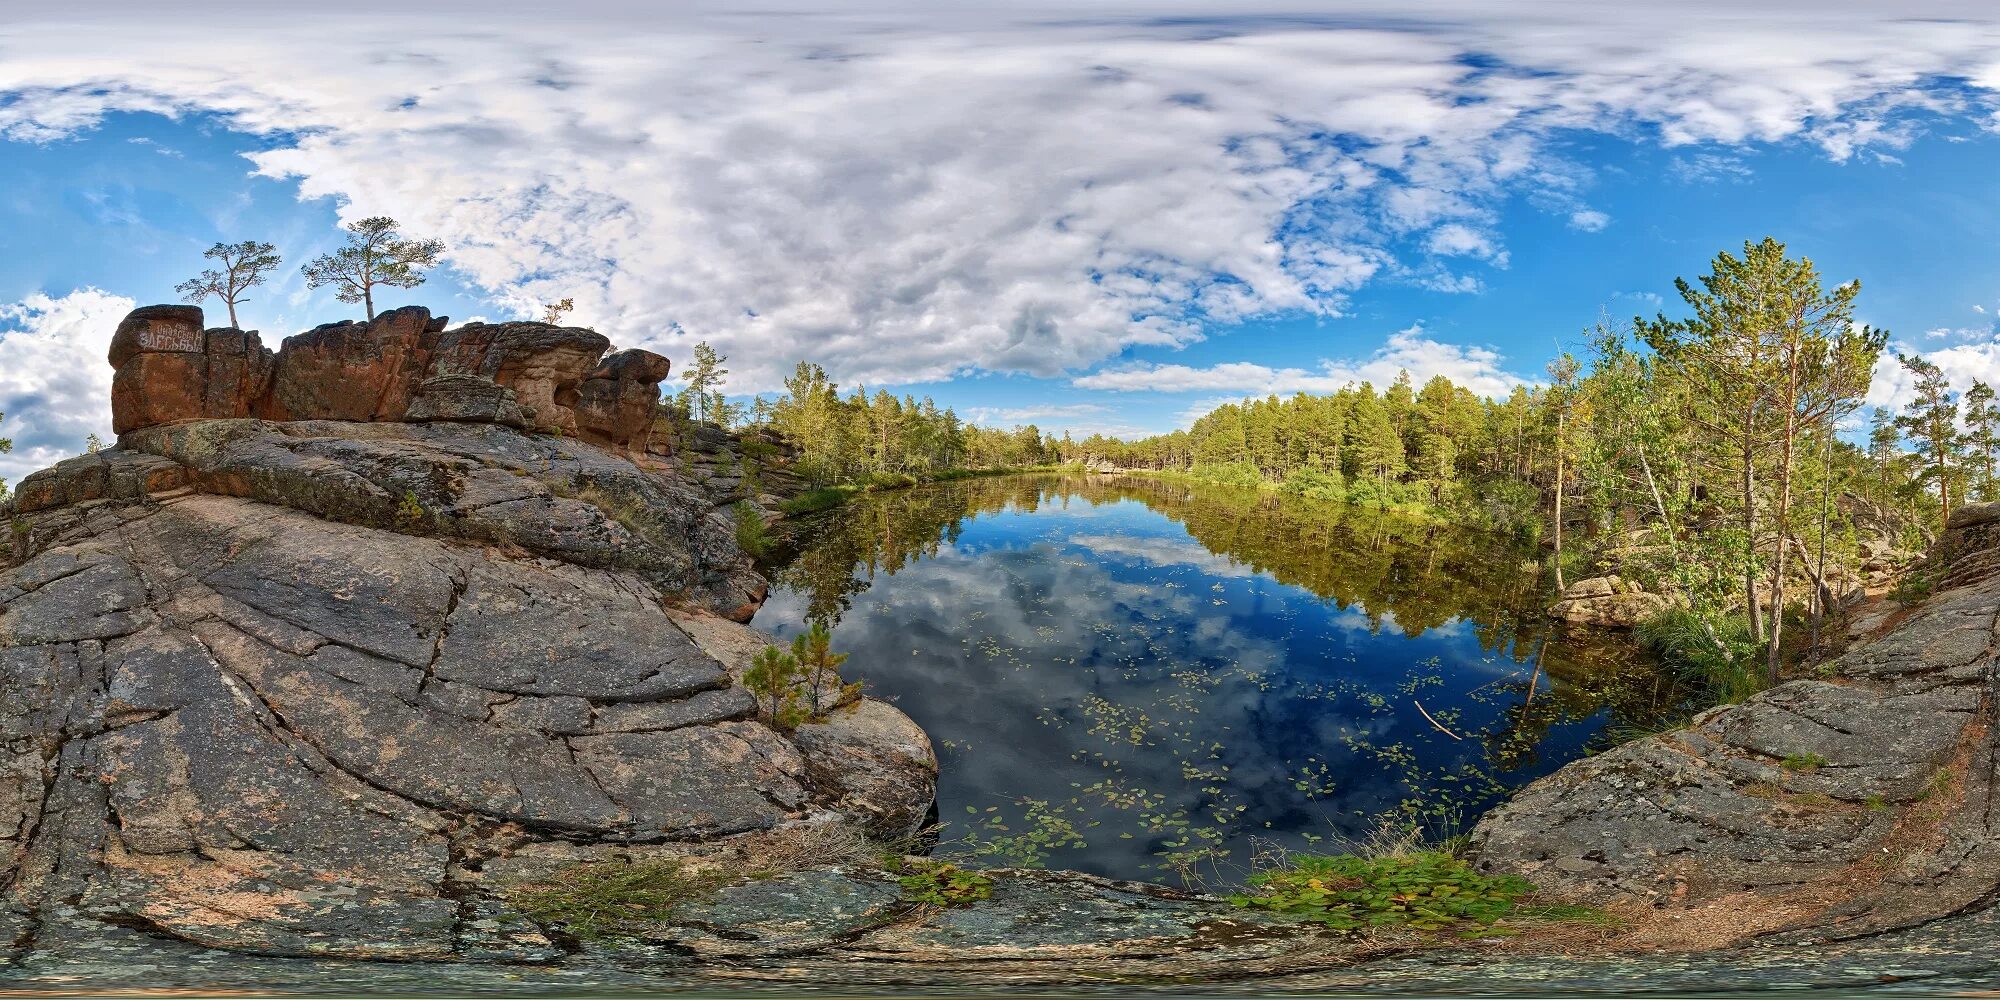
xmin=1567 ymin=209 xmax=1610 ymax=232
xmin=0 ymin=289 xmax=134 ymax=487
xmin=1868 ymin=336 xmax=2000 ymax=412
xmin=1073 ymin=324 xmax=1530 ymax=400
xmin=0 ymin=0 xmax=1995 ymax=398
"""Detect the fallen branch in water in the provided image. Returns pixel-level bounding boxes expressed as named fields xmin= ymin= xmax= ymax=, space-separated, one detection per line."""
xmin=1414 ymin=700 xmax=1463 ymax=740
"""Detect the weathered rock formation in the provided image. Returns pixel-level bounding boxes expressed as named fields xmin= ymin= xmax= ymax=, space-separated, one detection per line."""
xmin=1 ymin=304 xmax=945 ymax=962
xmin=1478 ymin=503 xmax=2000 ymax=949
xmin=2 ymin=304 xmax=1377 ymax=983
xmin=1549 ymin=574 xmax=1670 ymax=628
xmin=106 ymin=304 xmax=668 ymax=453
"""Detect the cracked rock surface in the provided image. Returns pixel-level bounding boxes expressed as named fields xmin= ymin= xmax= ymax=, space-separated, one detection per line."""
xmin=1472 ymin=503 xmax=2000 ymax=948
xmin=0 ymin=423 xmax=936 ymax=963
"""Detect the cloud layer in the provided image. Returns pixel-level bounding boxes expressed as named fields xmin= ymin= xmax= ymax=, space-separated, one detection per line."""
xmin=1073 ymin=324 xmax=1527 ymax=399
xmin=3 ymin=0 xmax=1998 ymax=397
xmin=0 ymin=289 xmax=134 ymax=486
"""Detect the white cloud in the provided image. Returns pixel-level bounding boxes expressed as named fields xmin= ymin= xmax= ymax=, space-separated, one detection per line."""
xmin=1669 ymin=152 xmax=1756 ymax=184
xmin=962 ymin=403 xmax=1110 ymax=426
xmin=1868 ymin=335 xmax=2000 ymax=411
xmin=1568 ymin=209 xmax=1610 ymax=232
xmin=1976 ymin=304 xmax=1988 ymax=314
xmin=0 ymin=289 xmax=135 ymax=487
xmin=0 ymin=0 xmax=1993 ymax=402
xmin=1073 ymin=324 xmax=1530 ymax=401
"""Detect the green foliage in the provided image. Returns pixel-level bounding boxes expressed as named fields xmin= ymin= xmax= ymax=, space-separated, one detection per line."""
xmin=1635 ymin=606 xmax=1764 ymax=707
xmin=176 ymin=240 xmax=282 ymax=328
xmin=1228 ymin=851 xmax=1532 ymax=934
xmin=743 ymin=624 xmax=858 ymax=728
xmin=743 ymin=645 xmax=808 ymax=730
xmin=1278 ymin=465 xmax=1345 ymax=502
xmin=733 ymin=501 xmax=772 ymax=559
xmin=781 ymin=486 xmax=859 ymax=516
xmin=301 ymin=216 xmax=445 ymax=320
xmin=506 ymin=857 xmax=727 ymax=940
xmin=393 ymin=490 xmax=429 ymax=531
xmin=679 ymin=342 xmax=731 ymax=427
xmin=891 ymin=858 xmax=994 ymax=907
xmin=1780 ymin=752 xmax=1830 ymax=770
xmin=0 ymin=408 xmax=9 ymax=500
xmin=791 ymin=621 xmax=861 ymax=716
xmin=1186 ymin=461 xmax=1264 ymax=490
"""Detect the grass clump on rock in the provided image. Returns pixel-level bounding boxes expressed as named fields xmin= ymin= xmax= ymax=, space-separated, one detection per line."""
xmin=1228 ymin=851 xmax=1533 ymax=934
xmin=507 ymin=857 xmax=728 ymax=940
xmin=889 ymin=857 xmax=994 ymax=907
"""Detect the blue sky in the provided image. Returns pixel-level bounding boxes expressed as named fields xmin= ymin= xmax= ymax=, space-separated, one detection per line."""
xmin=3 ymin=2 xmax=2000 ymax=480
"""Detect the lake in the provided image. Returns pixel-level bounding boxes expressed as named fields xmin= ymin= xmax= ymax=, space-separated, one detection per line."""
xmin=755 ymin=473 xmax=1678 ymax=885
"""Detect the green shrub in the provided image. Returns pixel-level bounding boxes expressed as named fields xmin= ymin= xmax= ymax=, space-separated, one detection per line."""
xmin=1466 ymin=477 xmax=1542 ymax=544
xmin=791 ymin=621 xmax=860 ymax=716
xmin=1186 ymin=461 xmax=1265 ymax=490
xmin=1279 ymin=465 xmax=1345 ymax=502
xmin=780 ymin=487 xmax=856 ymax=516
xmin=860 ymin=470 xmax=918 ymax=491
xmin=1228 ymin=851 xmax=1531 ymax=934
xmin=1635 ymin=606 xmax=1764 ymax=706
xmin=742 ymin=623 xmax=859 ymax=729
xmin=393 ymin=490 xmax=429 ymax=531
xmin=1780 ymin=752 xmax=1830 ymax=770
xmin=733 ymin=501 xmax=772 ymax=559
xmin=743 ymin=645 xmax=808 ymax=729
xmin=891 ymin=858 xmax=994 ymax=907
xmin=506 ymin=857 xmax=726 ymax=940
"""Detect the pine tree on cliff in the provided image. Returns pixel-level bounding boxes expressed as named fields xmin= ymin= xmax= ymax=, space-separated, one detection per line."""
xmin=1897 ymin=353 xmax=1964 ymax=531
xmin=681 ymin=342 xmax=729 ymax=426
xmin=175 ymin=241 xmax=281 ymax=329
xmin=302 ymin=217 xmax=445 ymax=321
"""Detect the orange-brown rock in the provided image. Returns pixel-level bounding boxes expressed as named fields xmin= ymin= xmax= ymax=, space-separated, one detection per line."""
xmin=107 ymin=305 xmax=274 ymax=433
xmin=104 ymin=305 xmax=680 ymax=450
xmin=575 ymin=348 xmax=671 ymax=448
xmin=430 ymin=322 xmax=611 ymax=436
xmin=264 ymin=306 xmax=447 ymax=422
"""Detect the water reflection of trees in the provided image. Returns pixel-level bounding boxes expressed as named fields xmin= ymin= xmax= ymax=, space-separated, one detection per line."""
xmin=779 ymin=474 xmax=1538 ymax=642
xmin=770 ymin=473 xmax=1684 ymax=753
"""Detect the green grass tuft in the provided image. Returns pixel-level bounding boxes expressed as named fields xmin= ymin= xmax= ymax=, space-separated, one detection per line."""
xmin=506 ymin=857 xmax=728 ymax=940
xmin=1227 ymin=851 xmax=1533 ymax=934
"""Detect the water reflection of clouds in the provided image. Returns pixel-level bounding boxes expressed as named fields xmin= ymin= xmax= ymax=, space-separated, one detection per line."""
xmin=1068 ymin=532 xmax=1260 ymax=579
xmin=757 ymin=477 xmax=1641 ymax=880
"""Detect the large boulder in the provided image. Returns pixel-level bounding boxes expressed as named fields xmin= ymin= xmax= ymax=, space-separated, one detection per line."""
xmin=263 ymin=306 xmax=445 ymax=422
xmin=1548 ymin=575 xmax=1668 ymax=628
xmin=429 ymin=322 xmax=610 ymax=437
xmin=108 ymin=306 xmax=274 ymax=433
xmin=575 ymin=349 xmax=671 ymax=450
xmin=106 ymin=304 xmax=666 ymax=452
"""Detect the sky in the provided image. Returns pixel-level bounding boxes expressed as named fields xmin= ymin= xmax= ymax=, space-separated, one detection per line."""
xmin=3 ymin=1 xmax=2000 ymax=483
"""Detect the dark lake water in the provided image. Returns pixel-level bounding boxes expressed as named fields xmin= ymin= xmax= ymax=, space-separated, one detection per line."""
xmin=753 ymin=474 xmax=1679 ymax=885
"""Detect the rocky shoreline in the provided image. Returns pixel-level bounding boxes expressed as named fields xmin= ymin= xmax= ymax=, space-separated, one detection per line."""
xmin=3 ymin=305 xmax=1999 ymax=990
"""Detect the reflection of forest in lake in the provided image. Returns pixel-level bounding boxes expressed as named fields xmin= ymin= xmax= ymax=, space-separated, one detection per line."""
xmin=755 ymin=474 xmax=1677 ymax=883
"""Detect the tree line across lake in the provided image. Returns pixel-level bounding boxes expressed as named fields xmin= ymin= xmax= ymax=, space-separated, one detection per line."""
xmin=708 ymin=238 xmax=1991 ymax=692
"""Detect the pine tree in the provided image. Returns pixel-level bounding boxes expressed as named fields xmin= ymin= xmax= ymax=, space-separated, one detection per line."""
xmin=1964 ymin=380 xmax=1999 ymax=500
xmin=681 ymin=342 xmax=729 ymax=426
xmin=301 ymin=217 xmax=445 ymax=321
xmin=176 ymin=240 xmax=282 ymax=329
xmin=1896 ymin=353 xmax=1963 ymax=530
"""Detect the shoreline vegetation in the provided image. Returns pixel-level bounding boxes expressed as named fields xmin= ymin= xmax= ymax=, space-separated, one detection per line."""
xmin=682 ymin=237 xmax=1969 ymax=729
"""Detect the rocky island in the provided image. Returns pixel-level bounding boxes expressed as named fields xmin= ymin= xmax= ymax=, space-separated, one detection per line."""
xmin=3 ymin=305 xmax=1999 ymax=991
